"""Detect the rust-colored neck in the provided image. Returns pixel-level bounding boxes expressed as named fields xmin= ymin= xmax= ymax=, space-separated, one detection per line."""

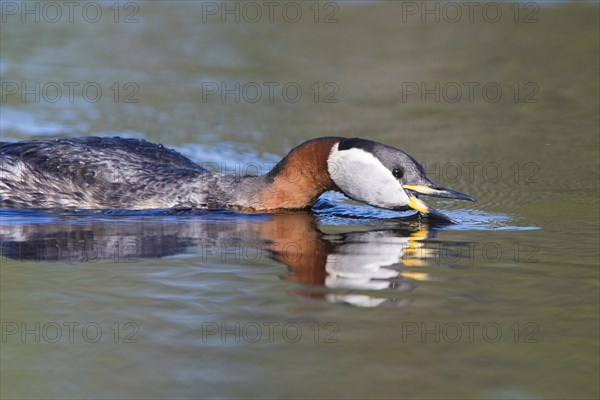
xmin=254 ymin=137 xmax=341 ymax=211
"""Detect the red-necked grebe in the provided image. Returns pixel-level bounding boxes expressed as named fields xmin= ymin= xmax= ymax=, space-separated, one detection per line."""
xmin=0 ymin=136 xmax=476 ymax=221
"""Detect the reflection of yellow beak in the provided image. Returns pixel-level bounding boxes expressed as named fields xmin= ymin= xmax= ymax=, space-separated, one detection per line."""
xmin=400 ymin=271 xmax=430 ymax=281
xmin=402 ymin=228 xmax=432 ymax=274
xmin=403 ymin=228 xmax=430 ymax=267
xmin=408 ymin=229 xmax=429 ymax=241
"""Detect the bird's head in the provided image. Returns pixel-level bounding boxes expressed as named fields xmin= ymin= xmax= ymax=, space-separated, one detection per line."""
xmin=327 ymin=138 xmax=476 ymax=223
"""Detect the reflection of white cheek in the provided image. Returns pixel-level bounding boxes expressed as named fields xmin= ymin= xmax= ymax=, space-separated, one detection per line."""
xmin=324 ymin=294 xmax=389 ymax=308
xmin=325 ymin=254 xmax=399 ymax=279
xmin=322 ymin=232 xmax=416 ymax=307
xmin=325 ymin=275 xmax=392 ymax=291
xmin=324 ymin=238 xmax=408 ymax=291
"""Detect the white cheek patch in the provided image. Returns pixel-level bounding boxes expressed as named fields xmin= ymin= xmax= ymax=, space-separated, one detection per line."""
xmin=327 ymin=143 xmax=410 ymax=208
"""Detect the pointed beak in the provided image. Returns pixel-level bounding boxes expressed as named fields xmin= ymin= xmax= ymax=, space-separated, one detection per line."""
xmin=403 ymin=183 xmax=477 ymax=223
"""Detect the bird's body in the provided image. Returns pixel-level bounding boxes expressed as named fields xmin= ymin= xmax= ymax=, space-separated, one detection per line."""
xmin=0 ymin=136 xmax=475 ymax=221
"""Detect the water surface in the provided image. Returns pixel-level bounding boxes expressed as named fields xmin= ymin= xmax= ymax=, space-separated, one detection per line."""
xmin=1 ymin=2 xmax=598 ymax=399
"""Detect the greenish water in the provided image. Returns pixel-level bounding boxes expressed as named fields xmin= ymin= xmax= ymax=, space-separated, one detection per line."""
xmin=1 ymin=1 xmax=599 ymax=399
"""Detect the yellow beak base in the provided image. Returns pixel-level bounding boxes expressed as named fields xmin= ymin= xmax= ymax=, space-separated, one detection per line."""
xmin=407 ymin=194 xmax=456 ymax=223
xmin=403 ymin=185 xmax=439 ymax=196
xmin=408 ymin=196 xmax=431 ymax=215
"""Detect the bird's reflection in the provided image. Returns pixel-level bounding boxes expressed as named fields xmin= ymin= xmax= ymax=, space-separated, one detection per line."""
xmin=1 ymin=209 xmax=450 ymax=307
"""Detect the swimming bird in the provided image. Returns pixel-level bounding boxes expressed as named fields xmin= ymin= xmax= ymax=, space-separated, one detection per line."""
xmin=0 ymin=136 xmax=476 ymax=221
